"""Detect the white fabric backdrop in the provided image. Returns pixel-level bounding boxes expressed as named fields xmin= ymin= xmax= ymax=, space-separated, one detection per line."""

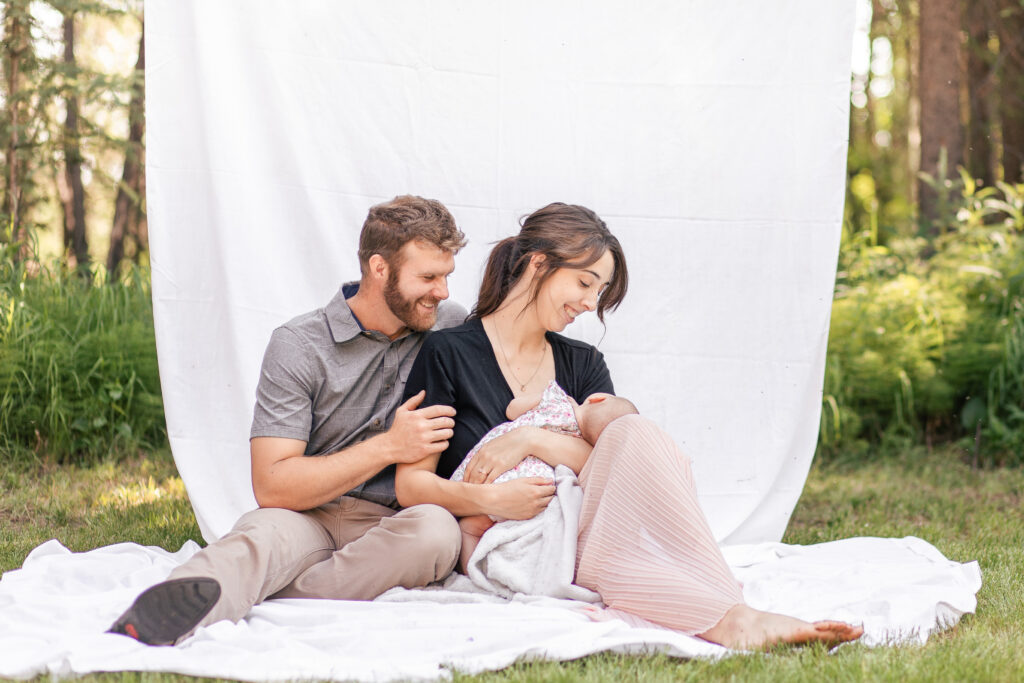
xmin=147 ymin=0 xmax=855 ymax=542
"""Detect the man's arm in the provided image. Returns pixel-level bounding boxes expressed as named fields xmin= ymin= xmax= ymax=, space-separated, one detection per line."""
xmin=251 ymin=391 xmax=455 ymax=511
xmin=394 ymin=455 xmax=554 ymax=519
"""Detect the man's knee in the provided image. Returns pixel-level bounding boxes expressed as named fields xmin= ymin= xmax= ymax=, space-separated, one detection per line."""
xmin=399 ymin=504 xmax=461 ymax=578
xmin=234 ymin=505 xmax=302 ymax=529
xmin=231 ymin=506 xmax=323 ymax=540
xmin=205 ymin=506 xmax=333 ymax=574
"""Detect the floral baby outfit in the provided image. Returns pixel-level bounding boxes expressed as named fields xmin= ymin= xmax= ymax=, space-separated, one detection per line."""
xmin=450 ymin=380 xmax=582 ymax=484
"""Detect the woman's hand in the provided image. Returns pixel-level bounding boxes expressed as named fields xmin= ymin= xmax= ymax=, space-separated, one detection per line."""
xmin=485 ymin=477 xmax=556 ymax=520
xmin=464 ymin=427 xmax=537 ymax=484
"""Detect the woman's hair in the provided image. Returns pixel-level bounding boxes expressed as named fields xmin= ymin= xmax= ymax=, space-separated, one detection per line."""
xmin=472 ymin=202 xmax=628 ymax=323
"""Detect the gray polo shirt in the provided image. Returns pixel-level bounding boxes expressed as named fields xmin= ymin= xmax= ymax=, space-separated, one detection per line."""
xmin=250 ymin=282 xmax=467 ymax=508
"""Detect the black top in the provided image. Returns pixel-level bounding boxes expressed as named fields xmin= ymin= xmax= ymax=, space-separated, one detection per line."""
xmin=403 ymin=317 xmax=614 ymax=479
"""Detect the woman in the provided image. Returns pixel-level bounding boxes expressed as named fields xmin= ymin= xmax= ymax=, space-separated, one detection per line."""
xmin=394 ymin=203 xmax=862 ymax=650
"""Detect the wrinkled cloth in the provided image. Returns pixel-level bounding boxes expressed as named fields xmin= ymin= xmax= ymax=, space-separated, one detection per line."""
xmin=0 ymin=536 xmax=981 ymax=681
xmin=148 ymin=0 xmax=860 ymax=545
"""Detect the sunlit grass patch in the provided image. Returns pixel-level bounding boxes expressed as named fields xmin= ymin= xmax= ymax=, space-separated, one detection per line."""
xmin=97 ymin=475 xmax=187 ymax=509
xmin=0 ymin=449 xmax=201 ymax=571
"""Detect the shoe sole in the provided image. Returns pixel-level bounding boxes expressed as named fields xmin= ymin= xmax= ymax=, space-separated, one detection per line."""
xmin=108 ymin=577 xmax=221 ymax=646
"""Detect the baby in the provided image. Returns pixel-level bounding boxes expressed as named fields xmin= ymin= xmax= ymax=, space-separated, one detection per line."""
xmin=451 ymin=380 xmax=638 ymax=573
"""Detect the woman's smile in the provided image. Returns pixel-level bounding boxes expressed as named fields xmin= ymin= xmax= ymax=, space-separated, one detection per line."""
xmin=538 ymin=250 xmax=615 ymax=332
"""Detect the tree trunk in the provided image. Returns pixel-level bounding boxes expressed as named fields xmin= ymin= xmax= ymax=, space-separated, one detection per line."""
xmin=1 ymin=0 xmax=31 ymax=254
xmin=965 ymin=0 xmax=995 ymax=186
xmin=132 ymin=149 xmax=148 ymax=262
xmin=906 ymin=0 xmax=921 ymax=208
xmin=918 ymin=0 xmax=964 ymax=227
xmin=108 ymin=25 xmax=145 ymax=275
xmin=999 ymin=0 xmax=1024 ymax=184
xmin=62 ymin=12 xmax=89 ymax=270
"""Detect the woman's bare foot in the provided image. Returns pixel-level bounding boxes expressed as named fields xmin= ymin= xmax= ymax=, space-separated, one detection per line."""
xmin=700 ymin=604 xmax=864 ymax=651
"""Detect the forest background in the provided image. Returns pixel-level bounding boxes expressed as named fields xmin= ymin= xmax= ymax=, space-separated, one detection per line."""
xmin=1 ymin=0 xmax=1022 ymax=469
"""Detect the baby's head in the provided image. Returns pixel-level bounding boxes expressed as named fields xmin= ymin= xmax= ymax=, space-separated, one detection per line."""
xmin=574 ymin=393 xmax=638 ymax=445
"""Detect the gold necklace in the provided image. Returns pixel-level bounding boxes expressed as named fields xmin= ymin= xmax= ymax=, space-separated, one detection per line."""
xmin=490 ymin=319 xmax=548 ymax=392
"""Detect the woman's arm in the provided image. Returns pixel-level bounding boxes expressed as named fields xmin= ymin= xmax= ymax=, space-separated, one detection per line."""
xmin=395 ymin=456 xmax=555 ymax=519
xmin=462 ymin=427 xmax=592 ymax=484
xmin=523 ymin=427 xmax=593 ymax=472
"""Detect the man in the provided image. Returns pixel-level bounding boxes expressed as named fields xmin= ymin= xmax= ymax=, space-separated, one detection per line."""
xmin=109 ymin=195 xmax=468 ymax=645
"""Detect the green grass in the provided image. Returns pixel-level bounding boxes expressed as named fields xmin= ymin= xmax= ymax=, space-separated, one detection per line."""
xmin=0 ymin=449 xmax=199 ymax=570
xmin=1 ymin=446 xmax=1021 ymax=682
xmin=0 ymin=262 xmax=166 ymax=465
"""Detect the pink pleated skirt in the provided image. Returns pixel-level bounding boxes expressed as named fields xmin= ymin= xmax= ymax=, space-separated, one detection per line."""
xmin=575 ymin=414 xmax=744 ymax=635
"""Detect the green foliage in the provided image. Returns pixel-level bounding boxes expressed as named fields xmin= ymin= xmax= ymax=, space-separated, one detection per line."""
xmin=985 ymin=313 xmax=1024 ymax=458
xmin=0 ymin=257 xmax=165 ymax=464
xmin=821 ymin=172 xmax=1024 ymax=464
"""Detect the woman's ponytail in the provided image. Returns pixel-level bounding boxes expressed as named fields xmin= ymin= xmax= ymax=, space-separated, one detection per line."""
xmin=471 ymin=237 xmax=525 ymax=319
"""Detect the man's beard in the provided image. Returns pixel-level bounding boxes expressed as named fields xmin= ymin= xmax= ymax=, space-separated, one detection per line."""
xmin=384 ymin=270 xmax=439 ymax=332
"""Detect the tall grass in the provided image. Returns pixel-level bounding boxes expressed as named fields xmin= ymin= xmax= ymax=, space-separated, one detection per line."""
xmin=0 ymin=258 xmax=166 ymax=465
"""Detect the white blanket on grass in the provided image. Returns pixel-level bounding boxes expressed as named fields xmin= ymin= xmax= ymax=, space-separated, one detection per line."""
xmin=0 ymin=536 xmax=981 ymax=681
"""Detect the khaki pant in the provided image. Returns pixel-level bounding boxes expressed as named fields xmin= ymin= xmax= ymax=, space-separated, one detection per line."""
xmin=167 ymin=497 xmax=460 ymax=639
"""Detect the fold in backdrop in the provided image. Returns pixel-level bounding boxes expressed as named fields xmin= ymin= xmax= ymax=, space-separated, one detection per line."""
xmin=147 ymin=0 xmax=855 ymax=543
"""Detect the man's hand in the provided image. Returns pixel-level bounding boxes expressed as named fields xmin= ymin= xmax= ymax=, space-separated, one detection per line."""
xmin=485 ymin=477 xmax=555 ymax=520
xmin=464 ymin=427 xmax=534 ymax=484
xmin=383 ymin=390 xmax=456 ymax=464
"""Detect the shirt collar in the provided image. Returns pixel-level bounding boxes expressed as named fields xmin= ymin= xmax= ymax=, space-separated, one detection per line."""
xmin=324 ymin=282 xmax=365 ymax=343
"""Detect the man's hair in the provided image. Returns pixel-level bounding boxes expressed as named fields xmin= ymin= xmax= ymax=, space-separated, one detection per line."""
xmin=358 ymin=195 xmax=467 ymax=273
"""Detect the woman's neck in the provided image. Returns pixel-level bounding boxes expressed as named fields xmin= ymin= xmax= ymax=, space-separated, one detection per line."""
xmin=485 ymin=299 xmax=546 ymax=354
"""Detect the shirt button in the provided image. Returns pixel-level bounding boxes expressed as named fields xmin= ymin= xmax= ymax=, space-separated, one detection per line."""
xmin=384 ymin=383 xmax=392 ymax=390
xmin=373 ymin=418 xmax=382 ymax=428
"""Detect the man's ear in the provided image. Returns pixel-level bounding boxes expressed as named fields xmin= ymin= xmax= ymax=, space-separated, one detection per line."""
xmin=367 ymin=254 xmax=389 ymax=281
